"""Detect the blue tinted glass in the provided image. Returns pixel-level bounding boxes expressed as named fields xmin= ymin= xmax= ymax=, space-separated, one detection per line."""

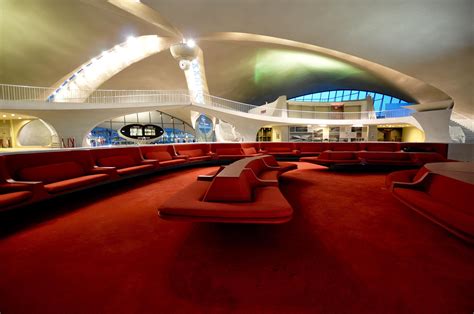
xmin=342 ymin=90 xmax=351 ymax=101
xmin=320 ymin=92 xmax=329 ymax=101
xmin=374 ymin=100 xmax=382 ymax=111
xmin=292 ymin=90 xmax=409 ymax=106
xmin=350 ymin=92 xmax=359 ymax=100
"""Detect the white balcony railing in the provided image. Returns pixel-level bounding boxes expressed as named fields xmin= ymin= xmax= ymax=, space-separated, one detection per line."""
xmin=1 ymin=83 xmax=414 ymax=120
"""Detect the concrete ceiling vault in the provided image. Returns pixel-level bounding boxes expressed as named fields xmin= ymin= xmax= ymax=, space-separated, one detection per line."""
xmin=0 ymin=0 xmax=472 ymax=116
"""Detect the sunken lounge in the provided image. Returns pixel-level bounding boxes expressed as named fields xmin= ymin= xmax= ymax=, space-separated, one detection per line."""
xmin=1 ymin=0 xmax=474 ymax=312
xmin=1 ymin=142 xmax=473 ymax=313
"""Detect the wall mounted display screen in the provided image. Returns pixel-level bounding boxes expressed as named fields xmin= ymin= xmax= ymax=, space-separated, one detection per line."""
xmin=119 ymin=124 xmax=164 ymax=141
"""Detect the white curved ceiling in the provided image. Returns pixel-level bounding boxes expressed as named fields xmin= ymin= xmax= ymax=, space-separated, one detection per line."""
xmin=0 ymin=0 xmax=472 ymax=116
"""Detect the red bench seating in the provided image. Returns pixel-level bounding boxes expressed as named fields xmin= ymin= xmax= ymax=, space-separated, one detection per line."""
xmin=158 ymin=156 xmax=296 ymax=223
xmin=140 ymin=145 xmax=187 ymax=168
xmin=241 ymin=143 xmax=260 ymax=156
xmin=210 ymin=143 xmax=263 ymax=161
xmin=259 ymin=142 xmax=300 ymax=157
xmin=0 ymin=142 xmax=451 ymax=211
xmin=0 ymin=151 xmax=113 ymax=205
xmin=90 ymin=147 xmax=157 ymax=176
xmin=295 ymin=142 xmax=328 ymax=156
xmin=0 ymin=161 xmax=35 ymax=210
xmin=174 ymin=143 xmax=215 ymax=162
xmin=385 ymin=166 xmax=430 ymax=189
xmin=300 ymin=142 xmax=448 ymax=168
xmin=389 ymin=168 xmax=474 ymax=243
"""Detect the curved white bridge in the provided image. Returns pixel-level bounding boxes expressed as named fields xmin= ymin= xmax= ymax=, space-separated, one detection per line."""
xmin=0 ymin=84 xmax=455 ymax=145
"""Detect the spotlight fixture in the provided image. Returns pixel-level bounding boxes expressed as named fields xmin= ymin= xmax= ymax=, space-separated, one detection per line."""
xmin=186 ymin=39 xmax=196 ymax=48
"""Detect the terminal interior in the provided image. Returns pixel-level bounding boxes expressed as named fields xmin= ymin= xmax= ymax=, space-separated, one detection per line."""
xmin=0 ymin=0 xmax=473 ymax=313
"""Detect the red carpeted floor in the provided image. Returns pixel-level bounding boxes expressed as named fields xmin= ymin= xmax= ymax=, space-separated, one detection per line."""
xmin=0 ymin=162 xmax=473 ymax=314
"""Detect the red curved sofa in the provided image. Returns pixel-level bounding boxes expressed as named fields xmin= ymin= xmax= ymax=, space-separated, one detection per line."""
xmin=387 ymin=164 xmax=474 ymax=243
xmin=300 ymin=142 xmax=448 ymax=168
xmin=158 ymin=155 xmax=296 ymax=223
xmin=0 ymin=142 xmax=450 ymax=211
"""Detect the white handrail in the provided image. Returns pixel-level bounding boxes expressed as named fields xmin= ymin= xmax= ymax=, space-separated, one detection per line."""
xmin=0 ymin=83 xmax=414 ymax=120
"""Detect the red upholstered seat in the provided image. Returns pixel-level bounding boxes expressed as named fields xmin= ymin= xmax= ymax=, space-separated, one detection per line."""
xmin=393 ymin=185 xmax=474 ymax=239
xmin=145 ymin=151 xmax=173 ymax=161
xmin=0 ymin=191 xmax=33 ymax=208
xmin=385 ymin=167 xmax=429 ymax=189
xmin=259 ymin=143 xmax=300 ymax=156
xmin=410 ymin=152 xmax=447 ymax=166
xmin=158 ymin=159 xmax=186 ymax=167
xmin=295 ymin=143 xmax=328 ymax=156
xmin=361 ymin=142 xmax=400 ymax=152
xmin=188 ymin=155 xmax=212 ymax=162
xmin=116 ymin=164 xmax=155 ymax=176
xmin=91 ymin=147 xmax=158 ymax=176
xmin=328 ymin=142 xmax=360 ymax=151
xmin=97 ymin=156 xmax=136 ymax=169
xmin=242 ymin=146 xmax=257 ymax=155
xmin=391 ymin=171 xmax=474 ymax=242
xmin=18 ymin=161 xmax=86 ymax=184
xmin=44 ymin=174 xmax=110 ymax=194
xmin=159 ymin=181 xmax=293 ymax=223
xmin=215 ymin=148 xmax=242 ymax=156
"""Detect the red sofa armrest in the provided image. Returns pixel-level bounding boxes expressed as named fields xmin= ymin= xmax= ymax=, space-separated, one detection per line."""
xmin=142 ymin=159 xmax=159 ymax=165
xmin=87 ymin=166 xmax=118 ymax=177
xmin=206 ymin=152 xmax=217 ymax=159
xmin=4 ymin=179 xmax=47 ymax=198
xmin=173 ymin=155 xmax=188 ymax=160
xmin=259 ymin=149 xmax=268 ymax=154
xmin=293 ymin=149 xmax=300 ymax=155
xmin=0 ymin=181 xmax=39 ymax=192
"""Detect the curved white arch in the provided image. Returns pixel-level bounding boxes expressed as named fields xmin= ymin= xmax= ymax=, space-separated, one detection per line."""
xmin=199 ymin=32 xmax=452 ymax=104
xmin=48 ymin=35 xmax=175 ymax=102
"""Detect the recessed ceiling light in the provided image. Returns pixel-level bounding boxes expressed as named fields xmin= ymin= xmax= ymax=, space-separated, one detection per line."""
xmin=186 ymin=39 xmax=196 ymax=48
xmin=2 ymin=115 xmax=6 ymax=118
xmin=11 ymin=114 xmax=15 ymax=116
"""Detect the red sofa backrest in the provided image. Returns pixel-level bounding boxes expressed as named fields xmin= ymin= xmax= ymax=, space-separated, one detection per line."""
xmin=399 ymin=143 xmax=448 ymax=157
xmin=245 ymin=158 xmax=267 ymax=176
xmin=295 ymin=142 xmax=328 ymax=153
xmin=174 ymin=143 xmax=211 ymax=156
xmin=259 ymin=142 xmax=296 ymax=152
xmin=90 ymin=147 xmax=144 ymax=168
xmin=3 ymin=150 xmax=95 ymax=182
xmin=360 ymin=142 xmax=400 ymax=152
xmin=203 ymin=169 xmax=257 ymax=202
xmin=328 ymin=142 xmax=360 ymax=151
xmin=425 ymin=174 xmax=474 ymax=215
xmin=139 ymin=145 xmax=176 ymax=161
xmin=210 ymin=143 xmax=243 ymax=155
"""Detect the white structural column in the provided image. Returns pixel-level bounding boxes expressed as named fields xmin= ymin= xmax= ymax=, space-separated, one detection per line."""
xmin=170 ymin=41 xmax=210 ymax=102
xmin=48 ymin=36 xmax=174 ymax=102
xmin=411 ymin=109 xmax=453 ymax=142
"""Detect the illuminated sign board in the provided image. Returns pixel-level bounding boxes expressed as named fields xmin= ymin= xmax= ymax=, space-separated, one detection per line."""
xmin=119 ymin=124 xmax=164 ymax=141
